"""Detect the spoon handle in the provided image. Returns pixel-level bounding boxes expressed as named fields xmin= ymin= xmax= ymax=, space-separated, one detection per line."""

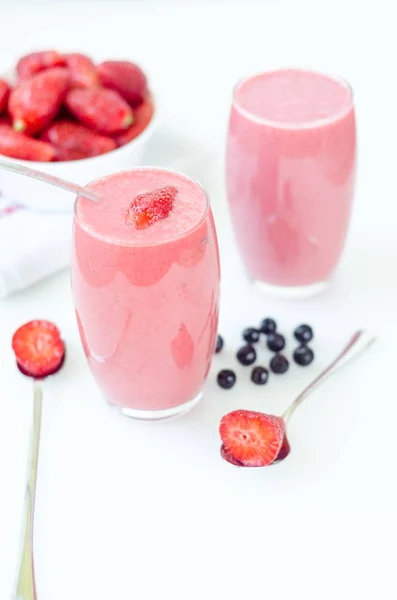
xmin=282 ymin=330 xmax=376 ymax=423
xmin=0 ymin=158 xmax=100 ymax=203
xmin=14 ymin=380 xmax=42 ymax=600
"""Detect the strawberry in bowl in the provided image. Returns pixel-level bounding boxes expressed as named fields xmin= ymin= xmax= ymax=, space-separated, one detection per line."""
xmin=0 ymin=51 xmax=155 ymax=211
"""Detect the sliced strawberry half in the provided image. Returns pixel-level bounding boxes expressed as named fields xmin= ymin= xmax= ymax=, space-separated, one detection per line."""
xmin=12 ymin=320 xmax=65 ymax=378
xmin=125 ymin=185 xmax=177 ymax=230
xmin=219 ymin=410 xmax=285 ymax=467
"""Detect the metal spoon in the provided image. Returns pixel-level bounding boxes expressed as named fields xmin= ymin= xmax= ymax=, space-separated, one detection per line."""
xmin=13 ymin=325 xmax=65 ymax=600
xmin=221 ymin=330 xmax=376 ymax=467
xmin=15 ymin=380 xmax=42 ymax=600
xmin=0 ymin=158 xmax=101 ymax=203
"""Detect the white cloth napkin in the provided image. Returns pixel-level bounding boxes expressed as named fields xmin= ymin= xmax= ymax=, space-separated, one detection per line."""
xmin=0 ymin=193 xmax=71 ymax=298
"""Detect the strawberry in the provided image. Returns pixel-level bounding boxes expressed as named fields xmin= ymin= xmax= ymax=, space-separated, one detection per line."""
xmin=0 ymin=79 xmax=10 ymax=115
xmin=16 ymin=50 xmax=65 ymax=80
xmin=12 ymin=320 xmax=65 ymax=378
xmin=64 ymin=53 xmax=98 ymax=88
xmin=125 ymin=185 xmax=177 ymax=230
xmin=0 ymin=123 xmax=55 ymax=161
xmin=97 ymin=60 xmax=147 ymax=107
xmin=65 ymin=87 xmax=133 ymax=134
xmin=219 ymin=410 xmax=285 ymax=467
xmin=9 ymin=68 xmax=69 ymax=134
xmin=41 ymin=120 xmax=116 ymax=158
xmin=114 ymin=97 xmax=154 ymax=146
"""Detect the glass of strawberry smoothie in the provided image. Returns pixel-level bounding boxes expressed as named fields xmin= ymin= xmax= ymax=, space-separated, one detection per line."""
xmin=71 ymin=167 xmax=220 ymax=420
xmin=226 ymin=68 xmax=356 ymax=298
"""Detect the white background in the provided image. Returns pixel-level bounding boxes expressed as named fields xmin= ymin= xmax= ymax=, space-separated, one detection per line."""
xmin=1 ymin=1 xmax=397 ymax=599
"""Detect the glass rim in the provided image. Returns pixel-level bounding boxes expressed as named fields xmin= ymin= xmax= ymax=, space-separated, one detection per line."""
xmin=74 ymin=166 xmax=210 ymax=248
xmin=232 ymin=68 xmax=354 ymax=130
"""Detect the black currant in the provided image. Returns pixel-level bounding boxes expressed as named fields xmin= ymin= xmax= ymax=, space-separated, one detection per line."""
xmin=270 ymin=354 xmax=289 ymax=374
xmin=236 ymin=344 xmax=257 ymax=366
xmin=294 ymin=324 xmax=313 ymax=344
xmin=267 ymin=333 xmax=286 ymax=353
xmin=217 ymin=369 xmax=237 ymax=389
xmin=259 ymin=318 xmax=277 ymax=335
xmin=293 ymin=345 xmax=314 ymax=366
xmin=215 ymin=334 xmax=224 ymax=353
xmin=242 ymin=327 xmax=260 ymax=344
xmin=251 ymin=366 xmax=269 ymax=385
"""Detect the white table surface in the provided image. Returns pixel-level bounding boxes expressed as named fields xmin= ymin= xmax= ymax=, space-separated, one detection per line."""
xmin=1 ymin=1 xmax=396 ymax=599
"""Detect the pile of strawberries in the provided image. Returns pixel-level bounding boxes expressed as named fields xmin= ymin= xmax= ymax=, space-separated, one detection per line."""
xmin=0 ymin=51 xmax=154 ymax=162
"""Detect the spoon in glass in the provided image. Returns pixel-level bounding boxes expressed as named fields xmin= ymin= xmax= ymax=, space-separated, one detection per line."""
xmin=12 ymin=320 xmax=65 ymax=600
xmin=0 ymin=158 xmax=101 ymax=203
xmin=220 ymin=330 xmax=376 ymax=468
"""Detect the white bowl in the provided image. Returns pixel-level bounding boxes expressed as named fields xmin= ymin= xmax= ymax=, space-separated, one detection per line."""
xmin=0 ymin=106 xmax=156 ymax=212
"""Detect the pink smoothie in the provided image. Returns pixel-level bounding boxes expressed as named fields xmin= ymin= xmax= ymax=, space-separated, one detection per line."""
xmin=227 ymin=69 xmax=356 ymax=289
xmin=71 ymin=168 xmax=220 ymax=416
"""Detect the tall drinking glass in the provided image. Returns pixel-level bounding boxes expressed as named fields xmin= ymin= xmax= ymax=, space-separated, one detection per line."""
xmin=226 ymin=68 xmax=356 ymax=298
xmin=71 ymin=167 xmax=220 ymax=420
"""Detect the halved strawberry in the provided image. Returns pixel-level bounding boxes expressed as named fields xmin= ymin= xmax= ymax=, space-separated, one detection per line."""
xmin=219 ymin=410 xmax=285 ymax=467
xmin=12 ymin=320 xmax=65 ymax=378
xmin=125 ymin=185 xmax=177 ymax=230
